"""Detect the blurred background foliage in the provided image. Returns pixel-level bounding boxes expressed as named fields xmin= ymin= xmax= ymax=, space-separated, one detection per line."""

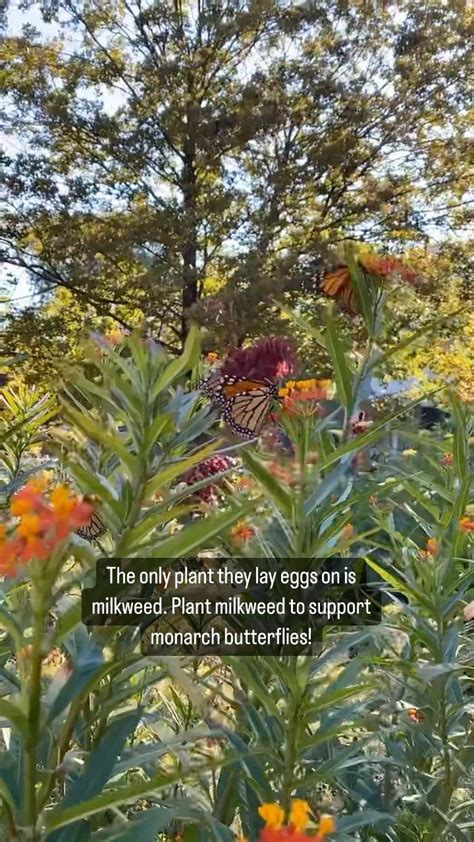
xmin=0 ymin=1 xmax=473 ymax=396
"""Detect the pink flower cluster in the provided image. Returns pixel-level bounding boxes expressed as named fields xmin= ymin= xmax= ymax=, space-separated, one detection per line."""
xmin=220 ymin=337 xmax=296 ymax=381
xmin=184 ymin=455 xmax=233 ymax=503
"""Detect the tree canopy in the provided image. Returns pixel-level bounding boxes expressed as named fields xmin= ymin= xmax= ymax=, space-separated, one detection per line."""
xmin=1 ymin=0 xmax=473 ymax=369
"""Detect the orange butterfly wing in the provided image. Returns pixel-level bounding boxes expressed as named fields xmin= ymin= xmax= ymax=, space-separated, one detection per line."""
xmin=319 ymin=266 xmax=359 ymax=315
xmin=221 ymin=379 xmax=274 ymax=398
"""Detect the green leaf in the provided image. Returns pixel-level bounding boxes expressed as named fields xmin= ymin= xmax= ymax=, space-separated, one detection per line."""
xmin=305 ymin=684 xmax=372 ymax=721
xmin=304 ymin=464 xmax=351 ymax=518
xmin=324 ymin=312 xmax=354 ymax=412
xmin=90 ymin=807 xmax=171 ymax=841
xmin=47 ymin=710 xmax=141 ymax=841
xmin=346 ymin=251 xmax=375 ymax=330
xmin=63 ymin=406 xmax=138 ymax=478
xmin=149 ymin=504 xmax=252 ymax=558
xmin=44 ymin=759 xmax=230 ymax=831
xmin=52 ymin=600 xmax=82 ymax=646
xmin=0 ymin=699 xmax=28 ymax=737
xmin=47 ymin=641 xmax=105 ymax=722
xmin=118 ymin=504 xmax=193 ymax=553
xmin=336 ymin=810 xmax=393 ymax=833
xmin=113 ymin=727 xmax=223 ymax=775
xmin=0 ymin=605 xmax=23 ymax=650
xmin=0 ymin=751 xmax=21 ymax=811
xmin=151 ymin=323 xmax=201 ymax=399
xmin=364 ymin=558 xmax=432 ymax=610
xmin=449 ymin=392 xmax=469 ymax=484
xmin=241 ymin=450 xmax=293 ymax=518
xmin=275 ymin=302 xmax=327 ymax=349
xmin=145 ymin=440 xmax=221 ymax=497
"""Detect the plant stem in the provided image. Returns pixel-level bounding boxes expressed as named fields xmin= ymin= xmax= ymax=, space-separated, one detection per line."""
xmin=2 ymin=798 xmax=18 ymax=839
xmin=24 ymin=593 xmax=46 ymax=836
xmin=282 ymin=688 xmax=304 ymax=812
xmin=342 ymin=339 xmax=374 ymax=443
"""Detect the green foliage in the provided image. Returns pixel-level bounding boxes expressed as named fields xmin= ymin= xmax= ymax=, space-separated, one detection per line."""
xmin=0 ymin=383 xmax=57 ymax=503
xmin=2 ymin=0 xmax=473 ymax=366
xmin=0 ymin=327 xmax=253 ymax=840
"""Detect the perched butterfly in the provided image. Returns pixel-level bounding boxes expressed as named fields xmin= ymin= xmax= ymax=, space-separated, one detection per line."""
xmin=308 ymin=254 xmax=416 ymax=316
xmin=54 ymin=470 xmax=107 ymax=544
xmin=76 ymin=510 xmax=107 ymax=542
xmin=201 ymin=373 xmax=279 ymax=438
xmin=311 ymin=264 xmax=361 ymax=315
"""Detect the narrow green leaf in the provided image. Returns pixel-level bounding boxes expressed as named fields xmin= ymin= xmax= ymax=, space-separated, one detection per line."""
xmin=324 ymin=312 xmax=354 ymax=412
xmin=0 ymin=699 xmax=29 ymax=736
xmin=63 ymin=406 xmax=138 ymax=478
xmin=275 ymin=302 xmax=327 ymax=349
xmin=118 ymin=504 xmax=193 ymax=553
xmin=151 ymin=323 xmax=201 ymax=399
xmin=145 ymin=440 xmax=221 ymax=497
xmin=149 ymin=504 xmax=252 ymax=558
xmin=365 ymin=558 xmax=432 ymax=610
xmin=241 ymin=450 xmax=292 ymax=518
xmin=0 ymin=605 xmax=24 ymax=650
xmin=44 ymin=759 xmax=233 ymax=830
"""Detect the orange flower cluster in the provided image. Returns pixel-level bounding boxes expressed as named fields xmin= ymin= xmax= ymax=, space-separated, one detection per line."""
xmin=407 ymin=707 xmax=425 ymax=723
xmin=0 ymin=481 xmax=93 ymax=576
xmin=419 ymin=537 xmax=439 ymax=559
xmin=267 ymin=460 xmax=304 ymax=487
xmin=361 ymin=254 xmax=418 ymax=283
xmin=441 ymin=453 xmax=454 ymax=467
xmin=279 ymin=380 xmax=333 ymax=415
xmin=460 ymin=516 xmax=474 ymax=532
xmin=206 ymin=351 xmax=219 ymax=364
xmin=231 ymin=521 xmax=255 ymax=543
xmin=340 ymin=524 xmax=355 ymax=543
xmin=238 ymin=801 xmax=335 ymax=842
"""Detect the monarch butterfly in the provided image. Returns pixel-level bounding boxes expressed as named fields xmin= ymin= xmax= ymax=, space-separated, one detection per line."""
xmin=312 ymin=264 xmax=360 ymax=315
xmin=53 ymin=470 xmax=107 ymax=544
xmin=309 ymin=254 xmax=416 ymax=315
xmin=201 ymin=373 xmax=279 ymax=438
xmin=76 ymin=511 xmax=107 ymax=542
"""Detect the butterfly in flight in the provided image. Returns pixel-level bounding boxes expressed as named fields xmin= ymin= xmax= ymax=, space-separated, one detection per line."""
xmin=201 ymin=373 xmax=279 ymax=439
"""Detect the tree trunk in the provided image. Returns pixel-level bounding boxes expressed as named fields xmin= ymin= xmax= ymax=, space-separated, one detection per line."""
xmin=180 ymin=94 xmax=199 ymax=347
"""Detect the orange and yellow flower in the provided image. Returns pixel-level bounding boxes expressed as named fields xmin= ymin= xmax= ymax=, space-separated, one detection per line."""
xmin=340 ymin=524 xmax=355 ymax=542
xmin=206 ymin=352 xmax=219 ymax=364
xmin=231 ymin=521 xmax=255 ymax=544
xmin=279 ymin=379 xmax=333 ymax=416
xmin=459 ymin=516 xmax=474 ymax=532
xmin=0 ymin=481 xmax=93 ymax=577
xmin=407 ymin=707 xmax=425 ymax=723
xmin=256 ymin=801 xmax=335 ymax=841
xmin=418 ymin=537 xmax=439 ymax=560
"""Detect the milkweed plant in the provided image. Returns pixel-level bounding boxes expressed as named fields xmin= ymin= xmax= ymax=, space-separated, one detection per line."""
xmin=0 ymin=266 xmax=472 ymax=841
